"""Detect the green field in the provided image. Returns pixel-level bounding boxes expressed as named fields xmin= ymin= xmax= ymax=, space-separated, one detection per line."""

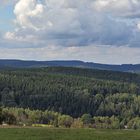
xmin=0 ymin=128 xmax=140 ymax=140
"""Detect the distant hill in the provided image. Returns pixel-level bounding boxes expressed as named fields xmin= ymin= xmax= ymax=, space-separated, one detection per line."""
xmin=0 ymin=59 xmax=140 ymax=73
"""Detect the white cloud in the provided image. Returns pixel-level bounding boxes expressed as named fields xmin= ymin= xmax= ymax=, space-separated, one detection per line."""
xmin=14 ymin=0 xmax=45 ymax=30
xmin=5 ymin=0 xmax=136 ymax=47
xmin=2 ymin=0 xmax=140 ymax=64
xmin=92 ymin=0 xmax=140 ymax=16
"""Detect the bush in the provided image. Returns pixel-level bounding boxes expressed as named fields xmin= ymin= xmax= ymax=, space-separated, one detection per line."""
xmin=58 ymin=115 xmax=73 ymax=128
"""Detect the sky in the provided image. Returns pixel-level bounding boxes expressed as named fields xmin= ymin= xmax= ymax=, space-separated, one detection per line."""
xmin=0 ymin=0 xmax=140 ymax=64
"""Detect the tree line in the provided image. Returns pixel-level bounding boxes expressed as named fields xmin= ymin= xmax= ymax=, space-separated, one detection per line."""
xmin=1 ymin=107 xmax=140 ymax=129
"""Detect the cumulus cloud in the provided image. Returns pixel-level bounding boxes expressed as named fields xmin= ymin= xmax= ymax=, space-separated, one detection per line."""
xmin=2 ymin=0 xmax=140 ymax=64
xmin=4 ymin=0 xmax=138 ymax=47
xmin=92 ymin=0 xmax=140 ymax=17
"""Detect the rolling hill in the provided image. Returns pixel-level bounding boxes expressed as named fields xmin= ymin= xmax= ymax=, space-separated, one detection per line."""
xmin=0 ymin=59 xmax=140 ymax=73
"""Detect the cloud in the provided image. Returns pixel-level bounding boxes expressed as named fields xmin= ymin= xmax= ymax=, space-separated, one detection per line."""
xmin=1 ymin=0 xmax=140 ymax=64
xmin=92 ymin=0 xmax=140 ymax=17
xmin=0 ymin=44 xmax=139 ymax=64
xmin=4 ymin=0 xmax=138 ymax=47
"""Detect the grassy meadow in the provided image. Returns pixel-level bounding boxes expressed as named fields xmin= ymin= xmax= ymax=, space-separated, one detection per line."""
xmin=0 ymin=128 xmax=140 ymax=140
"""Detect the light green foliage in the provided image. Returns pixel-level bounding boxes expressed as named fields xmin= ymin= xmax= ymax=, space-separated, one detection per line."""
xmin=58 ymin=115 xmax=73 ymax=128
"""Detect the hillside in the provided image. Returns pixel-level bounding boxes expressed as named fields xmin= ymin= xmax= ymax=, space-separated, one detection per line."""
xmin=0 ymin=59 xmax=140 ymax=72
xmin=0 ymin=67 xmax=140 ymax=118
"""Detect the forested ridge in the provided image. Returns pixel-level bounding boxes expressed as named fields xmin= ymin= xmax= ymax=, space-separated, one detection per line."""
xmin=0 ymin=67 xmax=139 ymax=119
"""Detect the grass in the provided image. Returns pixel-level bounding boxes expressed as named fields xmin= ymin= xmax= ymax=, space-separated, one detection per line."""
xmin=0 ymin=128 xmax=140 ymax=140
